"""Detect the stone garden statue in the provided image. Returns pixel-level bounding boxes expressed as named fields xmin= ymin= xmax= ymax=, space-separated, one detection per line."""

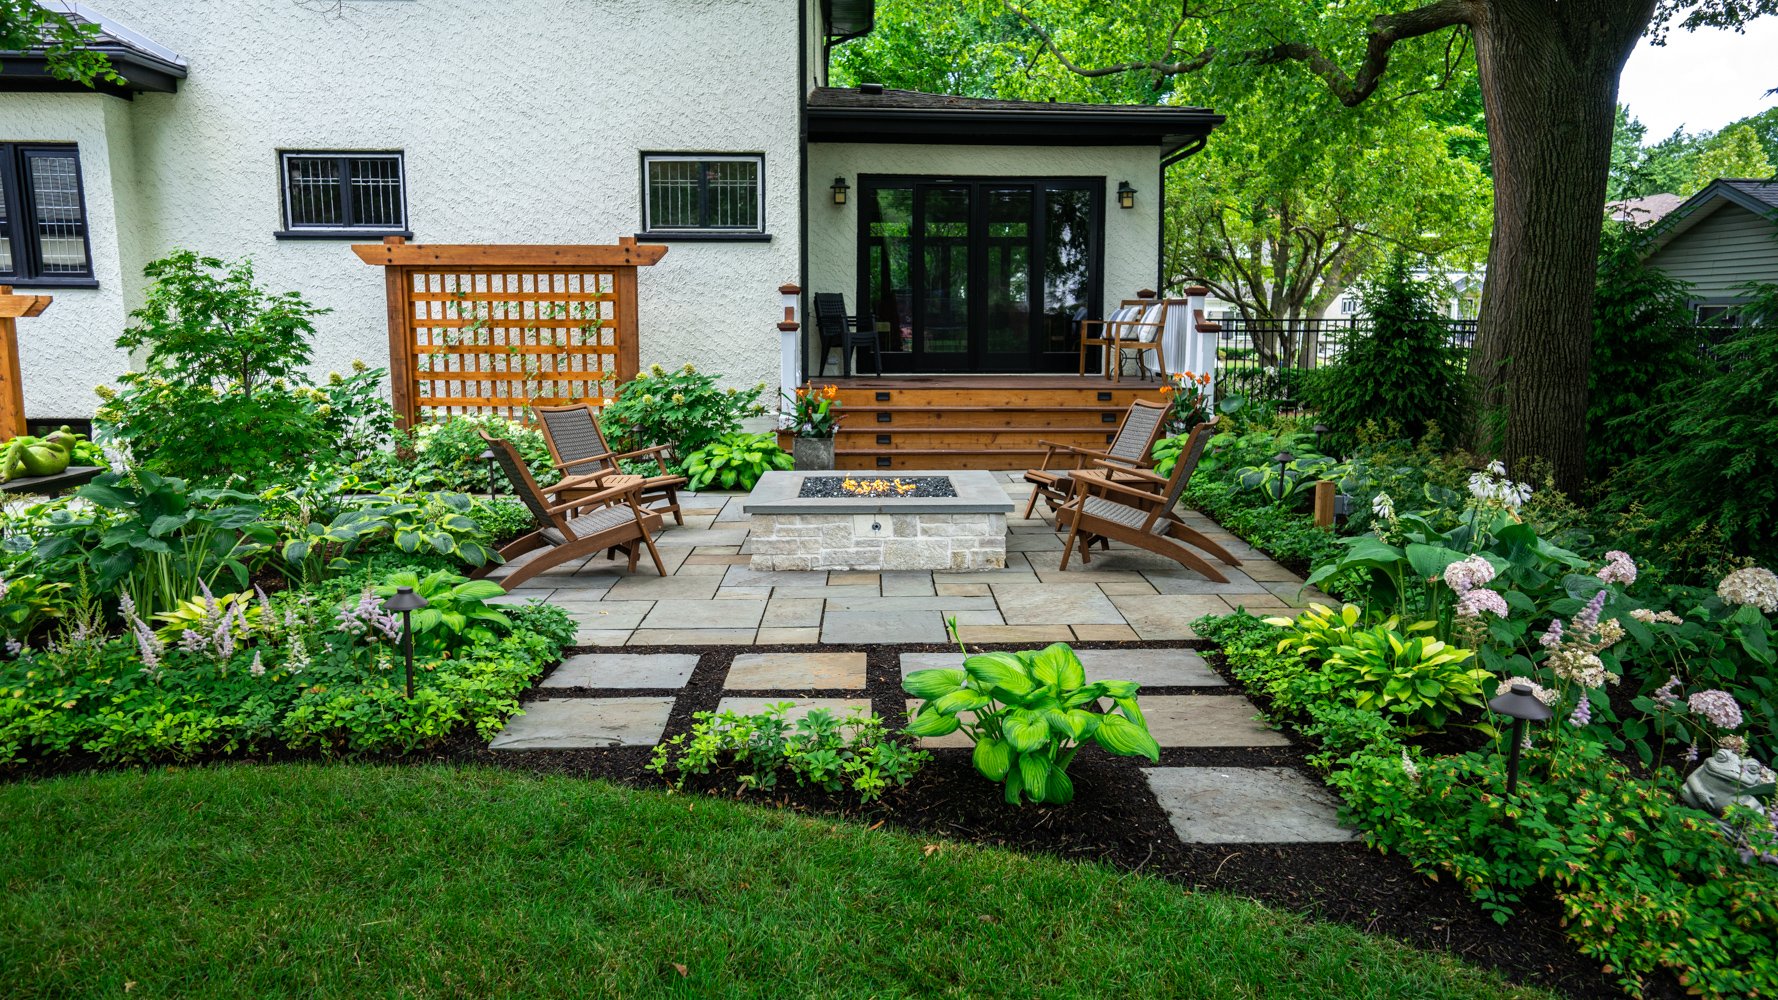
xmin=1681 ymin=749 xmax=1777 ymax=817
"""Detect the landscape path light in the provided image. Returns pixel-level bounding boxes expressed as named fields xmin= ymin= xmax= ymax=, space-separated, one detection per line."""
xmin=384 ymin=585 xmax=430 ymax=699
xmin=480 ymin=447 xmax=500 ymax=499
xmin=1488 ymin=681 xmax=1553 ymax=794
xmin=1270 ymin=450 xmax=1294 ymax=501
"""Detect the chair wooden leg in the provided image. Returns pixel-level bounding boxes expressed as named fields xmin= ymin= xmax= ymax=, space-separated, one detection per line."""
xmin=1059 ymin=510 xmax=1084 ymax=571
xmin=641 ymin=529 xmax=666 ymax=576
xmin=1023 ymin=485 xmax=1043 ymax=519
xmin=1162 ymin=520 xmax=1243 ymax=567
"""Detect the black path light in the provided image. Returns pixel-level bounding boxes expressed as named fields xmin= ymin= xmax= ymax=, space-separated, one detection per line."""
xmin=1312 ymin=423 xmax=1330 ymax=452
xmin=1489 ymin=681 xmax=1553 ymax=794
xmin=1270 ymin=450 xmax=1294 ymax=501
xmin=384 ymin=586 xmax=430 ymax=699
xmin=480 ymin=447 xmax=500 ymax=498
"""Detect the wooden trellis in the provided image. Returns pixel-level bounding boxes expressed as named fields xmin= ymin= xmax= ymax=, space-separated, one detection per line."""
xmin=352 ymin=237 xmax=667 ymax=427
xmin=0 ymin=285 xmax=53 ymax=438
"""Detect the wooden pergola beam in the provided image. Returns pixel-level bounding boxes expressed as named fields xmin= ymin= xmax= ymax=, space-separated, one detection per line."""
xmin=0 ymin=286 xmax=53 ymax=438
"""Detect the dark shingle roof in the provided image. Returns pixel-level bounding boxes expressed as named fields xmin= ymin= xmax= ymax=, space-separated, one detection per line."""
xmin=808 ymin=86 xmax=1214 ymax=117
xmin=1720 ymin=178 xmax=1778 ymax=210
xmin=1 ymin=1 xmax=185 ymax=95
xmin=805 ymin=86 xmax=1223 ymax=151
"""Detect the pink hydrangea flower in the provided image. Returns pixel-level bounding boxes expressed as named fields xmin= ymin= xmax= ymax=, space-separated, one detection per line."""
xmin=1596 ymin=550 xmax=1637 ymax=586
xmin=1456 ymin=588 xmax=1509 ymax=619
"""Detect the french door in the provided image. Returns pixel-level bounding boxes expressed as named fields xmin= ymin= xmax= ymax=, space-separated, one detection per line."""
xmin=858 ymin=176 xmax=1104 ymax=373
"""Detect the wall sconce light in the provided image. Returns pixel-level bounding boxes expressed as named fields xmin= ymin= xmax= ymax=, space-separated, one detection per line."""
xmin=1117 ymin=181 xmax=1136 ymax=209
xmin=832 ymin=177 xmax=850 ymax=206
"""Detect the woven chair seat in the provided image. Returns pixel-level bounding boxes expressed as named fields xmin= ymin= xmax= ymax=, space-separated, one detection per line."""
xmin=541 ymin=504 xmax=638 ymax=547
xmin=1078 ymin=494 xmax=1169 ymax=534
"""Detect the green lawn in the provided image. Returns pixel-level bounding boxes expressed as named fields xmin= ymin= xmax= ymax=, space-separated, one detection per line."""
xmin=1 ymin=764 xmax=1553 ymax=999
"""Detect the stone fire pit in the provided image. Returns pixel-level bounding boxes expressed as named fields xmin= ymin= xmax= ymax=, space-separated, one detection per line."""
xmin=742 ymin=470 xmax=1013 ymax=571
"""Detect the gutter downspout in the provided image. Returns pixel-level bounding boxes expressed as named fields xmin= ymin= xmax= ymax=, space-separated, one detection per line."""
xmin=1157 ymin=134 xmax=1211 ymax=292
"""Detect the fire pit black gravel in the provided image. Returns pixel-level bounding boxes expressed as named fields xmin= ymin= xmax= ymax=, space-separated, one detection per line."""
xmin=797 ymin=475 xmax=958 ymax=499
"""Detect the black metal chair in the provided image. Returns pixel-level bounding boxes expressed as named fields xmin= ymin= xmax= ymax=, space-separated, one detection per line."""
xmin=814 ymin=293 xmax=882 ymax=377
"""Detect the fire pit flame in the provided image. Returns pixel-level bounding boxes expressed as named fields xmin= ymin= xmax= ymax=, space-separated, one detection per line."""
xmin=841 ymin=477 xmax=920 ymax=497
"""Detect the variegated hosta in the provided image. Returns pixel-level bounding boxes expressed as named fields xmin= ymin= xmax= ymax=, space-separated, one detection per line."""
xmin=902 ymin=642 xmax=1160 ymax=805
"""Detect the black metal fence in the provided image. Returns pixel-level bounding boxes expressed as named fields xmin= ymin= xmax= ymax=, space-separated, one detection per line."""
xmin=1214 ymin=316 xmax=1478 ymax=415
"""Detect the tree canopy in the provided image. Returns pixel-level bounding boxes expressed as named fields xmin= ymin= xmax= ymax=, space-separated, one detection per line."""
xmin=0 ymin=0 xmax=118 ymax=86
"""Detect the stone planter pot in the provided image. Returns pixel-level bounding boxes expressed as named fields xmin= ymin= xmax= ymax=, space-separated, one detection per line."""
xmin=792 ymin=436 xmax=835 ymax=471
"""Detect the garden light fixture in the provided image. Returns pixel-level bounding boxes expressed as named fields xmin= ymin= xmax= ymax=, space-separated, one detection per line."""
xmin=480 ymin=447 xmax=500 ymax=499
xmin=1116 ymin=181 xmax=1136 ymax=209
xmin=832 ymin=177 xmax=850 ymax=205
xmin=1271 ymin=450 xmax=1294 ymax=501
xmin=1488 ymin=681 xmax=1552 ymax=794
xmin=1312 ymin=423 xmax=1329 ymax=450
xmin=384 ymin=585 xmax=429 ymax=699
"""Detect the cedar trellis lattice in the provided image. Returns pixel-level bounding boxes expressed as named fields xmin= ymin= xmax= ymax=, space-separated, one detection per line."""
xmin=352 ymin=237 xmax=667 ymax=428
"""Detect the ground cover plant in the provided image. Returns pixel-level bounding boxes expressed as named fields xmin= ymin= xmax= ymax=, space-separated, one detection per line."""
xmin=648 ymin=700 xmax=926 ymax=803
xmin=0 ymin=762 xmax=1560 ymax=1000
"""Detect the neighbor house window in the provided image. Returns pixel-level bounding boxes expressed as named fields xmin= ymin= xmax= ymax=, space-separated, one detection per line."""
xmin=278 ymin=151 xmax=408 ymax=236
xmin=0 ymin=143 xmax=94 ymax=284
xmin=641 ymin=154 xmax=764 ymax=233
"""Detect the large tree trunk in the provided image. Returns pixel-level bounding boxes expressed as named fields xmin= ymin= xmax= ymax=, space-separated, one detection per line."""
xmin=1468 ymin=0 xmax=1654 ymax=490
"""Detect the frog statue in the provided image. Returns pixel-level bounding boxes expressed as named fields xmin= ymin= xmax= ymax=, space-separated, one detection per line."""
xmin=1681 ymin=749 xmax=1777 ymax=817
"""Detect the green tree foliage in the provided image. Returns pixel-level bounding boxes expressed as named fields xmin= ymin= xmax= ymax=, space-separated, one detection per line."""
xmin=1612 ymin=109 xmax=1778 ymax=200
xmin=0 ymin=0 xmax=118 ymax=85
xmin=1302 ymin=254 xmax=1467 ymax=449
xmin=1586 ymin=223 xmax=1701 ymax=481
xmin=1612 ymin=284 xmax=1778 ymax=564
xmin=1680 ymin=123 xmax=1775 ymax=194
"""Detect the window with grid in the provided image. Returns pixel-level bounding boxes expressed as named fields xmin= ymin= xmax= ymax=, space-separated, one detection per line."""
xmin=279 ymin=151 xmax=408 ymax=234
xmin=0 ymin=144 xmax=94 ymax=284
xmin=642 ymin=154 xmax=763 ymax=232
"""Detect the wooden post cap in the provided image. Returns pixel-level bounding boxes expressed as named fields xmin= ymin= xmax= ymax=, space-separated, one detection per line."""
xmin=778 ymin=283 xmax=802 ymax=295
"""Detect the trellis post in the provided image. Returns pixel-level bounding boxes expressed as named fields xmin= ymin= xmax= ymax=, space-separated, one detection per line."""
xmin=0 ymin=285 xmax=53 ymax=438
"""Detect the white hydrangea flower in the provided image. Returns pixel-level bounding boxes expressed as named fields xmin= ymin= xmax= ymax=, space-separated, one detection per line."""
xmin=1717 ymin=567 xmax=1778 ymax=614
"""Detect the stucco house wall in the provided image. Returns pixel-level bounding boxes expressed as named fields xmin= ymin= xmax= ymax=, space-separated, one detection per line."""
xmin=0 ymin=92 xmax=138 ymax=419
xmin=19 ymin=0 xmax=803 ymax=418
xmin=804 ymin=141 xmax=1162 ymax=363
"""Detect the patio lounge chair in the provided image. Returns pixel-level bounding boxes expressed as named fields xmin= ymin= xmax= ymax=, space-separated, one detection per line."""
xmin=1077 ymin=299 xmax=1168 ymax=381
xmin=536 ymin=403 xmax=686 ymax=526
xmin=1021 ymin=398 xmax=1169 ymax=518
xmin=814 ymin=292 xmax=882 ymax=377
xmin=472 ymin=430 xmax=665 ymax=590
xmin=1053 ymin=421 xmax=1242 ymax=582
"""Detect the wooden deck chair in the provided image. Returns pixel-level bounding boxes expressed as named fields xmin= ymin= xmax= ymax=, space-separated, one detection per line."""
xmin=536 ymin=403 xmax=686 ymax=525
xmin=1053 ymin=422 xmax=1242 ymax=582
xmin=1078 ymin=299 xmax=1168 ymax=381
xmin=1022 ymin=398 xmax=1169 ymax=518
xmin=471 ymin=431 xmax=666 ymax=591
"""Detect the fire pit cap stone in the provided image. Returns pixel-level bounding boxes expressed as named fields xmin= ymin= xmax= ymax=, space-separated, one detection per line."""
xmin=742 ymin=470 xmax=1014 ymax=515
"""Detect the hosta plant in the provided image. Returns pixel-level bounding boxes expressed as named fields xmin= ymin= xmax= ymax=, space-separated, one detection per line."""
xmin=903 ymin=640 xmax=1160 ymax=805
xmin=683 ymin=431 xmax=793 ymax=491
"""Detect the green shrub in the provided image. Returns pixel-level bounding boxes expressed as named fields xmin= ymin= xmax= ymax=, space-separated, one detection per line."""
xmin=647 ymin=702 xmax=927 ymax=805
xmin=1609 ymin=283 xmax=1778 ymax=567
xmin=1586 ymin=222 xmax=1701 ymax=480
xmin=903 ymin=640 xmax=1160 ymax=805
xmin=1303 ymin=255 xmax=1467 ymax=451
xmin=393 ymin=416 xmax=556 ymax=492
xmin=99 ymin=251 xmax=332 ymax=486
xmin=600 ymin=364 xmax=767 ymax=467
xmin=683 ymin=431 xmax=793 ymax=491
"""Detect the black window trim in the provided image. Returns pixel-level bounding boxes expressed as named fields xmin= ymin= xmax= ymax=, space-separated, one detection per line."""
xmin=274 ymin=149 xmax=412 ymax=240
xmin=637 ymin=151 xmax=769 ymax=238
xmin=0 ymin=142 xmax=97 ymax=288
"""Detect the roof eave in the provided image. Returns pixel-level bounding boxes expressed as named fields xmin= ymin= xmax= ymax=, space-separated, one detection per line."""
xmin=1641 ymin=181 xmax=1778 ymax=257
xmin=0 ymin=49 xmax=184 ymax=97
xmin=807 ymin=106 xmax=1226 ymax=147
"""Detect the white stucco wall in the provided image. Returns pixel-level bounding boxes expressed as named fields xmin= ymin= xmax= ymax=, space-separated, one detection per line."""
xmin=0 ymin=93 xmax=139 ymax=420
xmin=805 ymin=142 xmax=1163 ymax=365
xmin=19 ymin=0 xmax=804 ymax=418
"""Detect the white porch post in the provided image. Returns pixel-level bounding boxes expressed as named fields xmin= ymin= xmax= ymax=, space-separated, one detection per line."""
xmin=777 ymin=283 xmax=802 ymax=400
xmin=1183 ymin=285 xmax=1218 ymax=397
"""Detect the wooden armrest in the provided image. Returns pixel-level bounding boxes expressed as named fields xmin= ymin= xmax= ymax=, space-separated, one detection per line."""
xmin=1091 ymin=459 xmax=1165 ymax=483
xmin=612 ymin=445 xmax=671 ymax=461
xmin=551 ymin=452 xmax=615 ymax=471
xmin=1078 ymin=476 xmax=1171 ymax=505
xmin=541 ymin=481 xmax=638 ymax=514
xmin=549 ymin=470 xmax=614 ymax=492
xmin=1037 ymin=440 xmax=1111 ymax=459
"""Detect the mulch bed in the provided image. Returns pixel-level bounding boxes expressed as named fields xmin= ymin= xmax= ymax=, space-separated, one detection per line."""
xmin=443 ymin=639 xmax=1682 ymax=1000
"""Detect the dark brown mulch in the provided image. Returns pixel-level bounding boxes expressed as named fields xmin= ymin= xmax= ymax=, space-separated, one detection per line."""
xmin=445 ymin=639 xmax=1680 ymax=1000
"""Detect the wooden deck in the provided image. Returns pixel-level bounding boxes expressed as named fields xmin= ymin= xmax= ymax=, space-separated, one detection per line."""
xmin=810 ymin=374 xmax=1167 ymax=471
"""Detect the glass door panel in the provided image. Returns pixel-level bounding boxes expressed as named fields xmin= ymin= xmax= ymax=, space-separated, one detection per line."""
xmin=917 ymin=184 xmax=971 ymax=362
xmin=1040 ymin=187 xmax=1095 ymax=361
xmin=864 ymin=187 xmax=913 ymax=358
xmin=982 ymin=186 xmax=1034 ymax=363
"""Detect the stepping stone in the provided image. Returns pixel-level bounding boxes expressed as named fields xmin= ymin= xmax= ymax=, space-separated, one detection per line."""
xmin=561 ymin=601 xmax=655 ymax=630
xmin=821 ymin=610 xmax=947 ymax=644
xmin=992 ymin=584 xmax=1123 ymax=625
xmin=628 ymin=629 xmax=756 ymax=646
xmin=726 ymin=651 xmax=867 ymax=689
xmin=1143 ymin=766 xmax=1355 ymax=844
xmin=1135 ymin=695 xmax=1290 ymax=747
xmin=1107 ymin=594 xmax=1232 ymax=639
xmin=715 ymin=696 xmax=872 ymax=722
xmin=487 ymin=697 xmax=674 ymax=750
xmin=756 ymin=627 xmax=821 ymax=644
xmin=1070 ymin=623 xmax=1141 ymax=641
xmin=542 ymin=653 xmax=699 ymax=689
xmin=640 ymin=599 xmax=766 ymax=630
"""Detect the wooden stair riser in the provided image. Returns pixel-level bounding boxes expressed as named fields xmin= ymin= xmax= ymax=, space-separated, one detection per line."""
xmin=841 ymin=407 xmax=1135 ymax=430
xmin=830 ymin=387 xmax=1163 ymax=409
xmin=835 ymin=451 xmax=1046 ymax=471
xmin=839 ymin=428 xmax=1118 ymax=451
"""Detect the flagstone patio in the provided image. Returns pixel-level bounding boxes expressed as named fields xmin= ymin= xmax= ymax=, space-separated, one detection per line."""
xmin=486 ymin=471 xmax=1331 ymax=647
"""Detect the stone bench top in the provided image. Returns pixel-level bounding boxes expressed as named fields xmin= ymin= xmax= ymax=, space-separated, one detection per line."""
xmin=743 ymin=470 xmax=1015 ymax=516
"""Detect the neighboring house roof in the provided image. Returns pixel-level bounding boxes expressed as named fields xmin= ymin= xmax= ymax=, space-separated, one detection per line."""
xmin=806 ymin=86 xmax=1224 ymax=156
xmin=1607 ymin=193 xmax=1685 ymax=224
xmin=0 ymin=1 xmax=186 ymax=97
xmin=1642 ymin=178 xmax=1778 ymax=256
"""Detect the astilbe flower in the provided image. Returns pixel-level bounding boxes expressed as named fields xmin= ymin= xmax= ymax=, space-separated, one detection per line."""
xmin=1400 ymin=750 xmax=1419 ymax=780
xmin=1572 ymin=590 xmax=1607 ymax=636
xmin=336 ymin=588 xmax=400 ymax=641
xmin=4 ymin=638 xmax=21 ymax=657
xmin=286 ymin=636 xmax=310 ymax=675
xmin=1456 ymin=588 xmax=1509 ymax=619
xmin=1569 ymin=696 xmax=1592 ymax=728
xmin=1442 ymin=555 xmax=1496 ymax=594
xmin=1653 ymin=675 xmax=1683 ymax=708
xmin=119 ymin=593 xmax=163 ymax=670
xmin=249 ymin=651 xmax=266 ymax=677
xmin=1538 ymin=619 xmax=1564 ymax=650
xmin=1716 ymin=566 xmax=1778 ymax=614
xmin=1596 ymin=550 xmax=1637 ymax=586
xmin=1685 ymin=689 xmax=1744 ymax=730
xmin=1684 ymin=744 xmax=1700 ymax=764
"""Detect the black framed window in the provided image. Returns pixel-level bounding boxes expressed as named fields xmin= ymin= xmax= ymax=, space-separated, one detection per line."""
xmin=0 ymin=143 xmax=95 ymax=286
xmin=277 ymin=151 xmax=409 ymax=238
xmin=640 ymin=153 xmax=765 ymax=236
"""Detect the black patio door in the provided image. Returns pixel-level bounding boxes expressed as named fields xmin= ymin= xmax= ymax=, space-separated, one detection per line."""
xmin=859 ymin=176 xmax=1103 ymax=373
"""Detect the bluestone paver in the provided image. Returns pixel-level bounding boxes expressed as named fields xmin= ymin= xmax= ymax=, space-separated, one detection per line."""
xmin=543 ymin=653 xmax=699 ymax=689
xmin=488 ymin=697 xmax=675 ymax=749
xmin=725 ymin=651 xmax=867 ymax=689
xmin=1143 ymin=766 xmax=1355 ymax=843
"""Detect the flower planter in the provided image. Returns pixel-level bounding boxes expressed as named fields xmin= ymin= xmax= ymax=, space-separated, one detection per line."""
xmin=792 ymin=436 xmax=835 ymax=471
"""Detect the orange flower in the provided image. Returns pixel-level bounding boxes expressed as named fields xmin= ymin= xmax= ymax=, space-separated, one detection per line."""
xmin=1159 ymin=385 xmax=1174 ymax=396
xmin=822 ymin=384 xmax=839 ymax=400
